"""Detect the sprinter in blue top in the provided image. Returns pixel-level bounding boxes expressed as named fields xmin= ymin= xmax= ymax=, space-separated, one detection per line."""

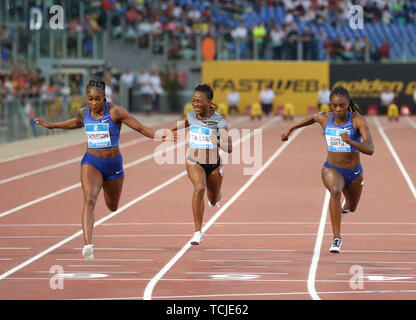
xmin=35 ymin=80 xmax=172 ymax=260
xmin=281 ymin=86 xmax=374 ymax=253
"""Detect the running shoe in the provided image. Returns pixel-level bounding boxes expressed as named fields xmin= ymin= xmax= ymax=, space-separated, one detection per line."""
xmin=190 ymin=231 xmax=203 ymax=245
xmin=341 ymin=200 xmax=350 ymax=217
xmin=208 ymin=200 xmax=220 ymax=208
xmin=82 ymin=244 xmax=94 ymax=260
xmin=329 ymin=238 xmax=342 ymax=253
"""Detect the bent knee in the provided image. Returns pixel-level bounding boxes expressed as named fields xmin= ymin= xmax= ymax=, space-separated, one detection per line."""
xmin=194 ymin=184 xmax=205 ymax=196
xmin=329 ymin=188 xmax=342 ymax=199
xmin=84 ymin=195 xmax=98 ymax=207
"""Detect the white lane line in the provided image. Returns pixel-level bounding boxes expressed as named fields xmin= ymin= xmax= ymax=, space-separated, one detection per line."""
xmin=0 ymin=118 xmax=176 ymax=164
xmin=143 ymin=126 xmax=303 ymax=300
xmin=0 ymin=171 xmax=187 ymax=281
xmin=214 ymin=265 xmax=267 ymax=268
xmin=72 ymin=247 xmax=164 ymax=251
xmin=186 ymin=272 xmax=288 ymax=275
xmin=196 ymin=259 xmax=292 ymax=263
xmin=374 ymin=116 xmax=416 ymax=199
xmin=57 ymin=259 xmax=152 ymax=262
xmin=67 ymin=265 xmax=122 ymax=267
xmin=343 ymin=250 xmax=416 ymax=254
xmin=337 ymin=260 xmax=416 ymax=265
xmin=34 ymin=271 xmax=140 ymax=274
xmin=363 ymin=267 xmax=412 ymax=270
xmin=0 ymin=247 xmax=31 ymax=250
xmin=0 ymin=117 xmax=249 ymax=219
xmin=205 ymin=249 xmax=296 ymax=252
xmin=5 ymin=221 xmax=416 ymax=227
xmin=0 ymin=117 xmax=271 ymax=281
xmin=0 ymin=258 xmax=12 ymax=261
xmin=405 ymin=117 xmax=416 ymax=129
xmin=307 ymin=190 xmax=330 ymax=301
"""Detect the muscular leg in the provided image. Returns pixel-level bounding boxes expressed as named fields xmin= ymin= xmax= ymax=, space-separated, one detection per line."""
xmin=206 ymin=165 xmax=224 ymax=206
xmin=322 ymin=168 xmax=345 ymax=239
xmin=81 ymin=165 xmax=103 ymax=245
xmin=103 ymin=176 xmax=124 ymax=212
xmin=186 ymin=161 xmax=206 ymax=232
xmin=342 ymin=175 xmax=363 ymax=213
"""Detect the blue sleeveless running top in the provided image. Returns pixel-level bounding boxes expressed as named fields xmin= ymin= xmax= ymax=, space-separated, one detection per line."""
xmin=324 ymin=111 xmax=361 ymax=152
xmin=83 ymin=101 xmax=120 ymax=148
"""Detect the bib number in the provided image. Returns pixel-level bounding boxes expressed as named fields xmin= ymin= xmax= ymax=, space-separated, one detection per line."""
xmin=325 ymin=128 xmax=351 ymax=152
xmin=189 ymin=125 xmax=215 ymax=149
xmin=85 ymin=123 xmax=111 ymax=148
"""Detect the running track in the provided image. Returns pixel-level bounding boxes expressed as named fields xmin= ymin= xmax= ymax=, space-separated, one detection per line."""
xmin=0 ymin=115 xmax=415 ymax=300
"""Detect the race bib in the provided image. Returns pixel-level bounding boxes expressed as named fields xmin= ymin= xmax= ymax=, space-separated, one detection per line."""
xmin=325 ymin=128 xmax=351 ymax=152
xmin=189 ymin=125 xmax=215 ymax=149
xmin=85 ymin=123 xmax=111 ymax=148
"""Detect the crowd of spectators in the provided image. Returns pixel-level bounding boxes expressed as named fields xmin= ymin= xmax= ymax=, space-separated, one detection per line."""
xmin=1 ymin=0 xmax=415 ymax=63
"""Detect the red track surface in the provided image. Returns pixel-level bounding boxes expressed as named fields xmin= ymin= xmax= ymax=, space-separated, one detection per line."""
xmin=0 ymin=115 xmax=415 ymax=300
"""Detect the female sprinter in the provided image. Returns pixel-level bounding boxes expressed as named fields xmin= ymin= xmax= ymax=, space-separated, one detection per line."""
xmin=35 ymin=80 xmax=171 ymax=259
xmin=281 ymin=86 xmax=374 ymax=253
xmin=171 ymin=83 xmax=232 ymax=245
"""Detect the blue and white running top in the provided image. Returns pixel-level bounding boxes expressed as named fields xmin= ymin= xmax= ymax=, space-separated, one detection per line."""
xmin=187 ymin=109 xmax=227 ymax=149
xmin=324 ymin=111 xmax=361 ymax=152
xmin=83 ymin=101 xmax=120 ymax=149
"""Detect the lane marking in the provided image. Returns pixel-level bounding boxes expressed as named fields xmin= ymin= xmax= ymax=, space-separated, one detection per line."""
xmin=143 ymin=127 xmax=304 ymax=300
xmin=307 ymin=190 xmax=330 ymax=301
xmin=374 ymin=116 xmax=416 ymax=199
xmin=0 ymin=117 xmax=276 ymax=280
xmin=405 ymin=117 xmax=416 ymax=129
xmin=196 ymin=259 xmax=292 ymax=263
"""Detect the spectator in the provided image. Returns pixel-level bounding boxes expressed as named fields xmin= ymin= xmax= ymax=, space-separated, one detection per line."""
xmin=270 ymin=24 xmax=284 ymax=60
xmin=331 ymin=35 xmax=345 ymax=61
xmin=413 ymin=88 xmax=416 ymax=115
xmin=232 ymin=22 xmax=248 ymax=40
xmin=259 ymin=84 xmax=275 ymax=116
xmin=299 ymin=27 xmax=312 ymax=60
xmin=137 ymin=68 xmax=153 ymax=114
xmin=3 ymin=75 xmax=14 ymax=119
xmin=380 ymin=86 xmax=395 ymax=115
xmin=317 ymin=83 xmax=331 ymax=109
xmin=252 ymin=22 xmax=267 ymax=59
xmin=285 ymin=23 xmax=299 ymax=60
xmin=150 ymin=70 xmax=163 ymax=112
xmin=373 ymin=38 xmax=390 ymax=62
xmin=226 ymin=85 xmax=240 ymax=115
xmin=353 ymin=36 xmax=366 ymax=61
xmin=120 ymin=68 xmax=135 ymax=111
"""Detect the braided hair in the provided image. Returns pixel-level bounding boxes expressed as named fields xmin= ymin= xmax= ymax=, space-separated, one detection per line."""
xmin=86 ymin=79 xmax=106 ymax=95
xmin=330 ymin=86 xmax=363 ymax=115
xmin=194 ymin=83 xmax=218 ymax=110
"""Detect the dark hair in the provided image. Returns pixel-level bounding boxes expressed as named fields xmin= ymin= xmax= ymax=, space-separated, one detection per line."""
xmin=330 ymin=86 xmax=362 ymax=115
xmin=194 ymin=83 xmax=217 ymax=110
xmin=86 ymin=79 xmax=106 ymax=94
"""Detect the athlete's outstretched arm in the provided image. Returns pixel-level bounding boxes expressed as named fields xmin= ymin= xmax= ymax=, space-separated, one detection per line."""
xmin=281 ymin=112 xmax=325 ymax=141
xmin=341 ymin=116 xmax=374 ymax=155
xmin=170 ymin=118 xmax=189 ymax=131
xmin=215 ymin=128 xmax=232 ymax=153
xmin=111 ymin=104 xmax=171 ymax=141
xmin=35 ymin=107 xmax=85 ymax=130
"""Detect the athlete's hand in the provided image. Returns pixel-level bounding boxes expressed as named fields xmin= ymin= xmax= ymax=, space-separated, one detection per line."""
xmin=209 ymin=134 xmax=218 ymax=146
xmin=341 ymin=132 xmax=351 ymax=144
xmin=34 ymin=118 xmax=53 ymax=129
xmin=281 ymin=128 xmax=292 ymax=141
xmin=159 ymin=128 xmax=176 ymax=142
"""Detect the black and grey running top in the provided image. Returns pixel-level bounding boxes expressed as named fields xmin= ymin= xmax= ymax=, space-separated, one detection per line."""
xmin=187 ymin=109 xmax=227 ymax=149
